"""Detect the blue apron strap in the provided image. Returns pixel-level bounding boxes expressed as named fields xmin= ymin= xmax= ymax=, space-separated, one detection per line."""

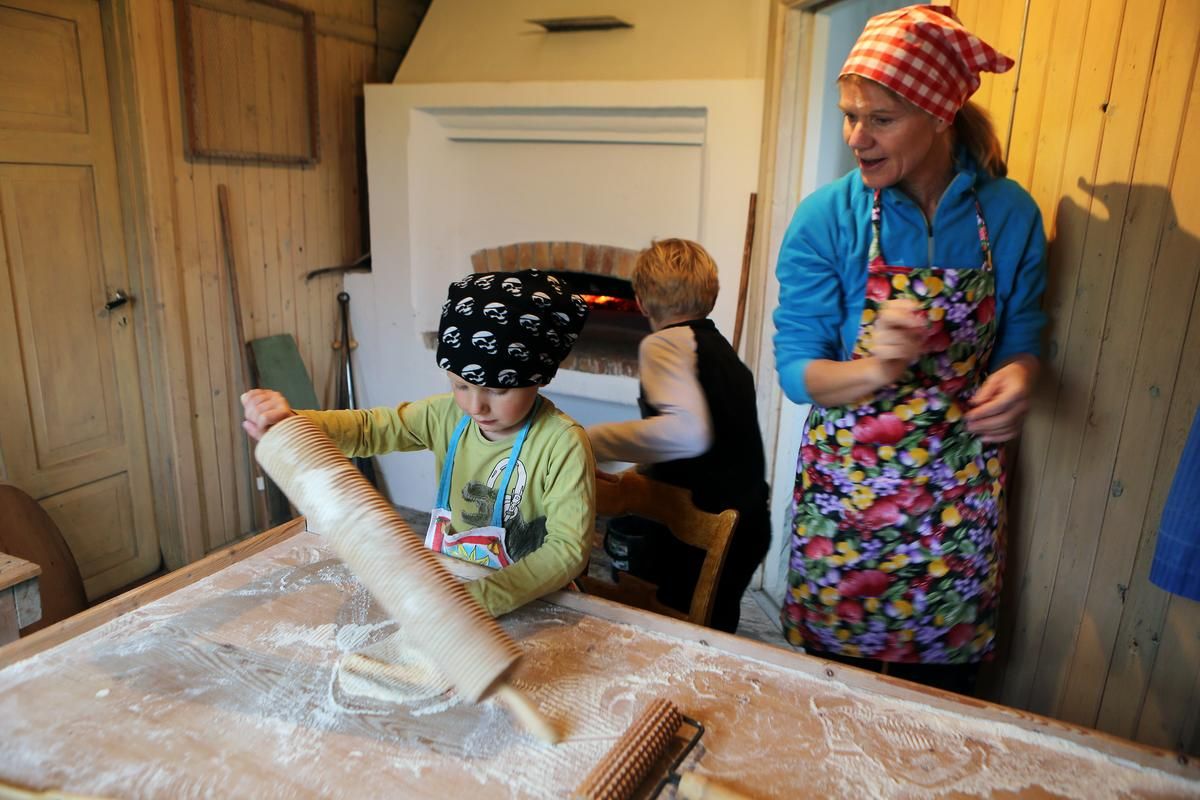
xmin=434 ymin=414 xmax=473 ymax=509
xmin=490 ymin=396 xmax=541 ymax=527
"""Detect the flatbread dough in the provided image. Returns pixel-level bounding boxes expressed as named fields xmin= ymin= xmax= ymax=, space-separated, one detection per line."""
xmin=335 ymin=631 xmax=454 ymax=705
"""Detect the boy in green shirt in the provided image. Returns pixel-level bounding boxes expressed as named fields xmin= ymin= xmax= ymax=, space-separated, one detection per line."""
xmin=242 ymin=269 xmax=595 ymax=617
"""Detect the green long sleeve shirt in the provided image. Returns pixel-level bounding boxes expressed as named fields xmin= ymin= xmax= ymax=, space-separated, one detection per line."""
xmin=298 ymin=393 xmax=595 ymax=616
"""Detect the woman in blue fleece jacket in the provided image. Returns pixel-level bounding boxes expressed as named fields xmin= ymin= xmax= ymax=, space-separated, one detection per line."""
xmin=773 ymin=5 xmax=1047 ymax=695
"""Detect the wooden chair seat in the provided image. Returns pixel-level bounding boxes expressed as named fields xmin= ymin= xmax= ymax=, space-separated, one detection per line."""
xmin=0 ymin=484 xmax=88 ymax=634
xmin=579 ymin=470 xmax=738 ymax=627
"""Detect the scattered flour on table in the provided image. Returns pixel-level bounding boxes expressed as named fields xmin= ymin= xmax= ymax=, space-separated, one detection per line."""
xmin=260 ymin=620 xmax=392 ymax=651
xmin=335 ymin=621 xmax=393 ymax=651
xmin=812 ymin=689 xmax=1200 ymax=800
xmin=3 ymin=531 xmax=1196 ymax=800
xmin=261 ymin=622 xmax=338 ymax=649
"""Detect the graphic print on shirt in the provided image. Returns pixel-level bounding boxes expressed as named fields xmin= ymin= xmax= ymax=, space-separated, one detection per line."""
xmin=486 ymin=457 xmax=528 ymax=525
xmin=461 ymin=456 xmax=547 ymax=561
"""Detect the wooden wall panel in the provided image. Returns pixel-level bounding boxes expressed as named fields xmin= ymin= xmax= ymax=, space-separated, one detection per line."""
xmin=117 ymin=0 xmax=379 ymax=556
xmin=1016 ymin=0 xmax=1162 ymax=715
xmin=954 ymin=0 xmax=1200 ymax=755
xmin=186 ymin=4 xmax=315 ymax=161
xmin=1054 ymin=0 xmax=1199 ymax=727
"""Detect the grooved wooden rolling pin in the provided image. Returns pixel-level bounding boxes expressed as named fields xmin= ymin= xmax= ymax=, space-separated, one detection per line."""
xmin=573 ymin=698 xmax=752 ymax=800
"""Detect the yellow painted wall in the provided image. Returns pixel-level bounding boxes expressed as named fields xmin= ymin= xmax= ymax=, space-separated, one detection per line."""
xmin=395 ymin=0 xmax=770 ymax=82
xmin=953 ymin=0 xmax=1200 ymax=756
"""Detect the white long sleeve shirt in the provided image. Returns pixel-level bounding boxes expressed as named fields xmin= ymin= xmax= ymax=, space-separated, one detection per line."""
xmin=587 ymin=324 xmax=712 ymax=464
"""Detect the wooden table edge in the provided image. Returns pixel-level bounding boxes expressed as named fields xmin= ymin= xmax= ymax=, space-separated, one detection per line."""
xmin=0 ymin=555 xmax=41 ymax=593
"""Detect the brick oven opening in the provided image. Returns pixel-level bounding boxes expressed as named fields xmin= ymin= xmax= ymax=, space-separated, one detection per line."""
xmin=454 ymin=242 xmax=651 ymax=378
xmin=541 ymin=269 xmax=649 ymax=377
xmin=541 ymin=269 xmax=646 ymax=329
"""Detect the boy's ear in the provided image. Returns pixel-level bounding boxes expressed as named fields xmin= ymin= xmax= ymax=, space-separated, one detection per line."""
xmin=635 ymin=297 xmax=659 ymax=329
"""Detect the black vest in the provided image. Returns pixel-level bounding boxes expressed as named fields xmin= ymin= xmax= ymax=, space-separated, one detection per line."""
xmin=641 ymin=319 xmax=769 ymax=516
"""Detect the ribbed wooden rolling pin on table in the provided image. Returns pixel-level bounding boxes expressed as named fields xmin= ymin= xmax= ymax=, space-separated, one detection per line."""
xmin=574 ymin=698 xmax=752 ymax=800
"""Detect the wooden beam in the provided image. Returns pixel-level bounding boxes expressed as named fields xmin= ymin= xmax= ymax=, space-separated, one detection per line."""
xmin=191 ymin=0 xmax=379 ymax=46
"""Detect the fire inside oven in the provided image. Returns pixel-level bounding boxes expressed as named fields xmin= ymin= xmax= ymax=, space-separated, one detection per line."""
xmin=542 ymin=271 xmax=649 ymax=334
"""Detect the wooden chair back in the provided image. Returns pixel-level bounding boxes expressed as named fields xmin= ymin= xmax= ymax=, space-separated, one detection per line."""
xmin=0 ymin=484 xmax=88 ymax=633
xmin=579 ymin=470 xmax=738 ymax=627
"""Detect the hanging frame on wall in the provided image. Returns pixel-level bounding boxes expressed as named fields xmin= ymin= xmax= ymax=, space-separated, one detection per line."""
xmin=174 ymin=0 xmax=321 ymax=165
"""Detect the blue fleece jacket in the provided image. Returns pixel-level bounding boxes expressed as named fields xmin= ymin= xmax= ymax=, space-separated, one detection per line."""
xmin=773 ymin=151 xmax=1047 ymax=405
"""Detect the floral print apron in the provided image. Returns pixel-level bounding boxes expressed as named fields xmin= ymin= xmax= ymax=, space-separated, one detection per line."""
xmin=782 ymin=190 xmax=1005 ymax=665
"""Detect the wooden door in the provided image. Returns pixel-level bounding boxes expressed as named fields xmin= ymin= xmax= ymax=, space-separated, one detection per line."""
xmin=0 ymin=0 xmax=160 ymax=599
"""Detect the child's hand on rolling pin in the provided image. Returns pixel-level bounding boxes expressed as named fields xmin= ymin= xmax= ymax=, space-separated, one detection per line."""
xmin=242 ymin=389 xmax=295 ymax=441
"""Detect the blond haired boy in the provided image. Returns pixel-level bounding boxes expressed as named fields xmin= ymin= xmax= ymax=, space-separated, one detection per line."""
xmin=587 ymin=239 xmax=771 ymax=633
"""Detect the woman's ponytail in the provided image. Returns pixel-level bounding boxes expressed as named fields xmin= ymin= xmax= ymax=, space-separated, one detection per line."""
xmin=954 ymin=101 xmax=1007 ymax=178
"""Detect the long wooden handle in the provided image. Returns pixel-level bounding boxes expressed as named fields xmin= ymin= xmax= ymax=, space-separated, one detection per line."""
xmin=217 ymin=183 xmax=270 ymax=532
xmin=494 ymin=682 xmax=560 ymax=745
xmin=730 ymin=191 xmax=757 ymax=354
xmin=676 ymin=772 xmax=754 ymax=800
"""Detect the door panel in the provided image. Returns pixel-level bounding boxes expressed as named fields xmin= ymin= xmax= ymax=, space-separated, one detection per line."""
xmin=0 ymin=4 xmax=87 ymax=134
xmin=0 ymin=0 xmax=160 ymax=600
xmin=2 ymin=168 xmax=121 ymax=465
xmin=42 ymin=474 xmax=135 ymax=576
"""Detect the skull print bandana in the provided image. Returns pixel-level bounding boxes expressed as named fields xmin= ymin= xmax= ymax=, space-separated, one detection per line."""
xmin=436 ymin=269 xmax=589 ymax=387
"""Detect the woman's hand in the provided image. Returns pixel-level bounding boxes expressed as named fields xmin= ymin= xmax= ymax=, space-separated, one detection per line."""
xmin=241 ymin=389 xmax=295 ymax=441
xmin=871 ymin=299 xmax=928 ymax=384
xmin=966 ymin=356 xmax=1039 ymax=443
xmin=803 ymin=300 xmax=930 ymax=407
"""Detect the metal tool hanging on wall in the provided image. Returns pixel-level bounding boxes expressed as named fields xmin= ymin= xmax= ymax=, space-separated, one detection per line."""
xmin=304 ymin=252 xmax=371 ymax=282
xmin=333 ymin=290 xmax=379 ymax=486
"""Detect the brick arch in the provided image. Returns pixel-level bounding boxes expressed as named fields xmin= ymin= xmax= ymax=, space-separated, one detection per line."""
xmin=469 ymin=242 xmax=639 ymax=281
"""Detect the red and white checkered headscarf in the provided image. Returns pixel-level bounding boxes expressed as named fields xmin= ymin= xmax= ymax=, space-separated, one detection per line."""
xmin=840 ymin=5 xmax=1013 ymax=125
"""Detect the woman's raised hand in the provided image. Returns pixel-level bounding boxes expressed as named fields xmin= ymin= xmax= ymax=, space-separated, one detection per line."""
xmin=241 ymin=389 xmax=295 ymax=441
xmin=871 ymin=298 xmax=929 ymax=383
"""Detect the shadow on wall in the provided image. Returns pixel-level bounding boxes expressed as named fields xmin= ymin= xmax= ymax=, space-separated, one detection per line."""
xmin=984 ymin=178 xmax=1200 ymax=744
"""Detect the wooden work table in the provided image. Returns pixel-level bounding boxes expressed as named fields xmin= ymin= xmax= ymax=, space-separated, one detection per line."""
xmin=1 ymin=519 xmax=1197 ymax=799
